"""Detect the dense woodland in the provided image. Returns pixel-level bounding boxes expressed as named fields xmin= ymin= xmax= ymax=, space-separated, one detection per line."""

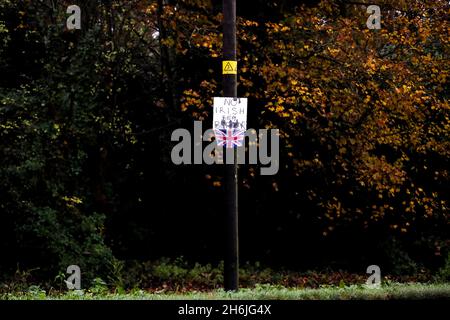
xmin=0 ymin=0 xmax=449 ymax=285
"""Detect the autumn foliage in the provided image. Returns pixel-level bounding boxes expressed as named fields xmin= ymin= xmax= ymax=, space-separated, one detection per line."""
xmin=161 ymin=0 xmax=449 ymax=243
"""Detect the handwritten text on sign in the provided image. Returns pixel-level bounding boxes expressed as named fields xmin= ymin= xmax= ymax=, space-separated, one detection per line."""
xmin=213 ymin=97 xmax=248 ymax=131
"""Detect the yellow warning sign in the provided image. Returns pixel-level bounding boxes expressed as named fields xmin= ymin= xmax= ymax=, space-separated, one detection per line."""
xmin=222 ymin=61 xmax=237 ymax=75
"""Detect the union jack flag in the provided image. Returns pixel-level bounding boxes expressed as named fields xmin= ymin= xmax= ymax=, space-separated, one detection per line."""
xmin=214 ymin=129 xmax=245 ymax=149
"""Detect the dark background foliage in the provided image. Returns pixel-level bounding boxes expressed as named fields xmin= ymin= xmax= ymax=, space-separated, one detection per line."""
xmin=0 ymin=0 xmax=448 ymax=284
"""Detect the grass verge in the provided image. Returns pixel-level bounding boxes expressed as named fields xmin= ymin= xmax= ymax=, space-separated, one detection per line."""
xmin=1 ymin=283 xmax=449 ymax=300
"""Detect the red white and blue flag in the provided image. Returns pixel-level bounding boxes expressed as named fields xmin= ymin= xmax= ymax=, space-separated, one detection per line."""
xmin=214 ymin=129 xmax=245 ymax=149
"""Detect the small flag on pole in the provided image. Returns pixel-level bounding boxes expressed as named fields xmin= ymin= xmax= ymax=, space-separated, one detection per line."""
xmin=214 ymin=129 xmax=245 ymax=149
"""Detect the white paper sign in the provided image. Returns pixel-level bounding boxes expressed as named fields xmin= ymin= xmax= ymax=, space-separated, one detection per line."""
xmin=213 ymin=97 xmax=248 ymax=131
